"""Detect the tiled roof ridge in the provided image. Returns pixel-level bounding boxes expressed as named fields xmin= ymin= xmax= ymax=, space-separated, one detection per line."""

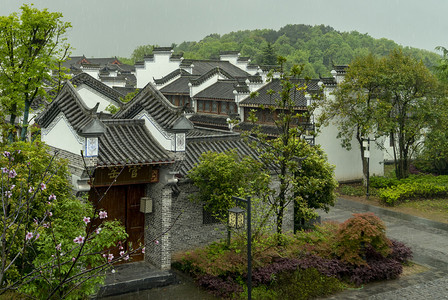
xmin=154 ymin=69 xmax=191 ymax=85
xmin=189 ymin=67 xmax=233 ymax=86
xmin=220 ymin=50 xmax=239 ymax=55
xmin=71 ymin=73 xmax=125 ymax=104
xmin=102 ymin=119 xmax=145 ymax=126
xmin=36 ymin=81 xmax=97 ymax=130
xmin=114 ymin=81 xmax=184 ymax=128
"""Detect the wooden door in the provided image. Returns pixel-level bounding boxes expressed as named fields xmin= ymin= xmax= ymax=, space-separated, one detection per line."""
xmin=89 ymin=184 xmax=146 ymax=262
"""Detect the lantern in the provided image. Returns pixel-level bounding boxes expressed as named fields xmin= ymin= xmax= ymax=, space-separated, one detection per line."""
xmin=228 ymin=207 xmax=245 ymax=229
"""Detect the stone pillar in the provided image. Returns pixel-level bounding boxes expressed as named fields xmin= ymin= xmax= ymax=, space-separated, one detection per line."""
xmin=145 ymin=181 xmax=173 ymax=270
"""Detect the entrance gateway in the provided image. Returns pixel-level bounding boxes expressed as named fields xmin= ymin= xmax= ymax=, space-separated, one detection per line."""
xmin=89 ymin=165 xmax=159 ymax=262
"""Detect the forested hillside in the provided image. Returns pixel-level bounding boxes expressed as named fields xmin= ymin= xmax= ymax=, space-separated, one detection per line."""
xmin=122 ymin=24 xmax=440 ymax=77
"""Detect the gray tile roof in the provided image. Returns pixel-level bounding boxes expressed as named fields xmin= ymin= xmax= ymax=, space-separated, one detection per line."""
xmin=114 ymin=82 xmax=186 ymax=130
xmin=159 ymin=76 xmax=198 ymax=95
xmin=36 ymin=82 xmax=99 ymax=132
xmin=70 ymin=73 xmax=125 ymax=105
xmin=154 ymin=69 xmax=191 ymax=85
xmin=177 ymin=131 xmax=259 ymax=176
xmin=193 ymin=80 xmax=245 ymax=100
xmin=180 ymin=60 xmax=251 ymax=78
xmin=189 ymin=113 xmax=231 ymax=130
xmin=98 ymin=119 xmax=174 ymax=167
xmin=36 ymin=83 xmax=173 ymax=166
xmin=239 ymin=78 xmax=320 ymax=108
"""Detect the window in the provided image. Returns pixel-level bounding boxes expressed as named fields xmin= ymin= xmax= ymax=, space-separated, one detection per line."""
xmin=212 ymin=101 xmax=218 ymax=113
xmin=203 ymin=205 xmax=220 ymax=224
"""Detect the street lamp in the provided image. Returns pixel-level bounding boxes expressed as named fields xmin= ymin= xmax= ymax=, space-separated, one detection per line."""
xmin=228 ymin=196 xmax=252 ymax=300
xmin=362 ymin=137 xmax=375 ymax=199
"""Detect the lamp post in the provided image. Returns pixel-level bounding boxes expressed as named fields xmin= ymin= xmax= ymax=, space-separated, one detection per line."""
xmin=228 ymin=196 xmax=252 ymax=300
xmin=362 ymin=137 xmax=375 ymax=199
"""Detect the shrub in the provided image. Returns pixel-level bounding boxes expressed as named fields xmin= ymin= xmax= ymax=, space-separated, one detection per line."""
xmin=197 ymin=274 xmax=243 ymax=298
xmin=273 ymin=267 xmax=345 ymax=300
xmin=370 ymin=176 xmax=400 ymax=189
xmin=378 ymin=182 xmax=448 ymax=205
xmin=339 ymin=185 xmax=365 ymax=196
xmin=389 ymin=239 xmax=413 ymax=263
xmin=350 ymin=258 xmax=402 ymax=285
xmin=335 ymin=213 xmax=391 ymax=265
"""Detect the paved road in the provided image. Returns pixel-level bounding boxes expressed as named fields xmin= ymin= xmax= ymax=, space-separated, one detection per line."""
xmin=321 ymin=198 xmax=448 ymax=299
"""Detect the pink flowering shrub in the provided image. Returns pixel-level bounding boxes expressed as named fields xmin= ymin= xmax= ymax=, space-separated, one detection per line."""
xmin=1 ymin=141 xmax=129 ymax=299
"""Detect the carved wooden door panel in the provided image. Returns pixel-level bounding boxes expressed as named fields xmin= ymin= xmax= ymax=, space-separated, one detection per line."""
xmin=89 ymin=184 xmax=145 ymax=262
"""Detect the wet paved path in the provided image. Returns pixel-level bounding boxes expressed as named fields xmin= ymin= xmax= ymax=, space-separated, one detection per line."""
xmin=321 ymin=197 xmax=448 ymax=299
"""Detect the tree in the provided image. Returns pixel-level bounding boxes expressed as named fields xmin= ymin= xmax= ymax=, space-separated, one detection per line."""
xmin=318 ymin=54 xmax=382 ymax=182
xmin=261 ymin=43 xmax=277 ymax=65
xmin=0 ymin=141 xmax=145 ymax=299
xmin=188 ymin=150 xmax=270 ymax=221
xmin=321 ymin=50 xmax=439 ymax=179
xmin=0 ymin=5 xmax=71 ymax=142
xmin=378 ymin=49 xmax=439 ymax=178
xmin=293 ymin=140 xmax=338 ymax=230
xmin=245 ymin=58 xmax=336 ymax=235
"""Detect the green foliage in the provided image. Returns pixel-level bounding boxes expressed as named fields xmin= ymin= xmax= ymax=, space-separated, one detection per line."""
xmin=377 ymin=175 xmax=448 ymax=205
xmin=1 ymin=141 xmax=128 ymax=298
xmin=126 ymin=24 xmax=439 ymax=77
xmin=105 ymin=104 xmax=120 ymax=114
xmin=0 ymin=5 xmax=71 ymax=141
xmin=188 ymin=150 xmax=269 ymax=221
xmin=321 ymin=50 xmax=440 ymax=180
xmin=176 ymin=214 xmax=408 ymax=299
xmin=335 ymin=213 xmax=391 ymax=265
xmin=339 ymin=185 xmax=366 ymax=197
xmin=243 ymin=60 xmax=336 ymax=235
xmin=271 ymin=267 xmax=345 ymax=300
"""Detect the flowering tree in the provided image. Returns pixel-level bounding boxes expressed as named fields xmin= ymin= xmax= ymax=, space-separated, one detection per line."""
xmin=0 ymin=141 xmax=150 ymax=299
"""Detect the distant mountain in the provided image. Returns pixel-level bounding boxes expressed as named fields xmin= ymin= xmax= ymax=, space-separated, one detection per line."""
xmin=125 ymin=24 xmax=440 ymax=77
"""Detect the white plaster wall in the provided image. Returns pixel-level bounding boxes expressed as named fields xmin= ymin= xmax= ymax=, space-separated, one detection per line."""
xmin=76 ymin=86 xmax=116 ymax=112
xmin=138 ymin=113 xmax=174 ymax=151
xmin=41 ymin=116 xmax=83 ymax=155
xmin=190 ymin=73 xmax=222 ymax=96
xmin=136 ymin=53 xmax=181 ymax=88
xmin=316 ymin=122 xmax=384 ymax=182
xmin=81 ymin=69 xmax=99 ymax=79
xmin=220 ymin=54 xmax=239 ymax=66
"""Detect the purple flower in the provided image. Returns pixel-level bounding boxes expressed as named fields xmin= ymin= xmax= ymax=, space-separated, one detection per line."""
xmin=95 ymin=227 xmax=102 ymax=234
xmin=16 ymin=150 xmax=21 ymax=154
xmin=4 ymin=191 xmax=12 ymax=198
xmin=28 ymin=187 xmax=34 ymax=193
xmin=99 ymin=211 xmax=108 ymax=219
xmin=56 ymin=243 xmax=61 ymax=251
xmin=8 ymin=169 xmax=17 ymax=178
xmin=35 ymin=233 xmax=40 ymax=240
xmin=10 ymin=185 xmax=15 ymax=190
xmin=154 ymin=240 xmax=159 ymax=245
xmin=48 ymin=194 xmax=56 ymax=201
xmin=25 ymin=232 xmax=33 ymax=240
xmin=108 ymin=253 xmax=114 ymax=262
xmin=120 ymin=251 xmax=125 ymax=257
xmin=73 ymin=236 xmax=84 ymax=244
xmin=1 ymin=167 xmax=8 ymax=174
xmin=40 ymin=183 xmax=46 ymax=191
xmin=83 ymin=217 xmax=90 ymax=225
xmin=3 ymin=151 xmax=10 ymax=158
xmin=43 ymin=223 xmax=49 ymax=228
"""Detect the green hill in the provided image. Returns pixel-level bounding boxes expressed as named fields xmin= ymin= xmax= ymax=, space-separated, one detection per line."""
xmin=124 ymin=24 xmax=440 ymax=77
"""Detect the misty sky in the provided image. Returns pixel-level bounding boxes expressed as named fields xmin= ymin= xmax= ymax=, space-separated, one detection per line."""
xmin=1 ymin=0 xmax=446 ymax=58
